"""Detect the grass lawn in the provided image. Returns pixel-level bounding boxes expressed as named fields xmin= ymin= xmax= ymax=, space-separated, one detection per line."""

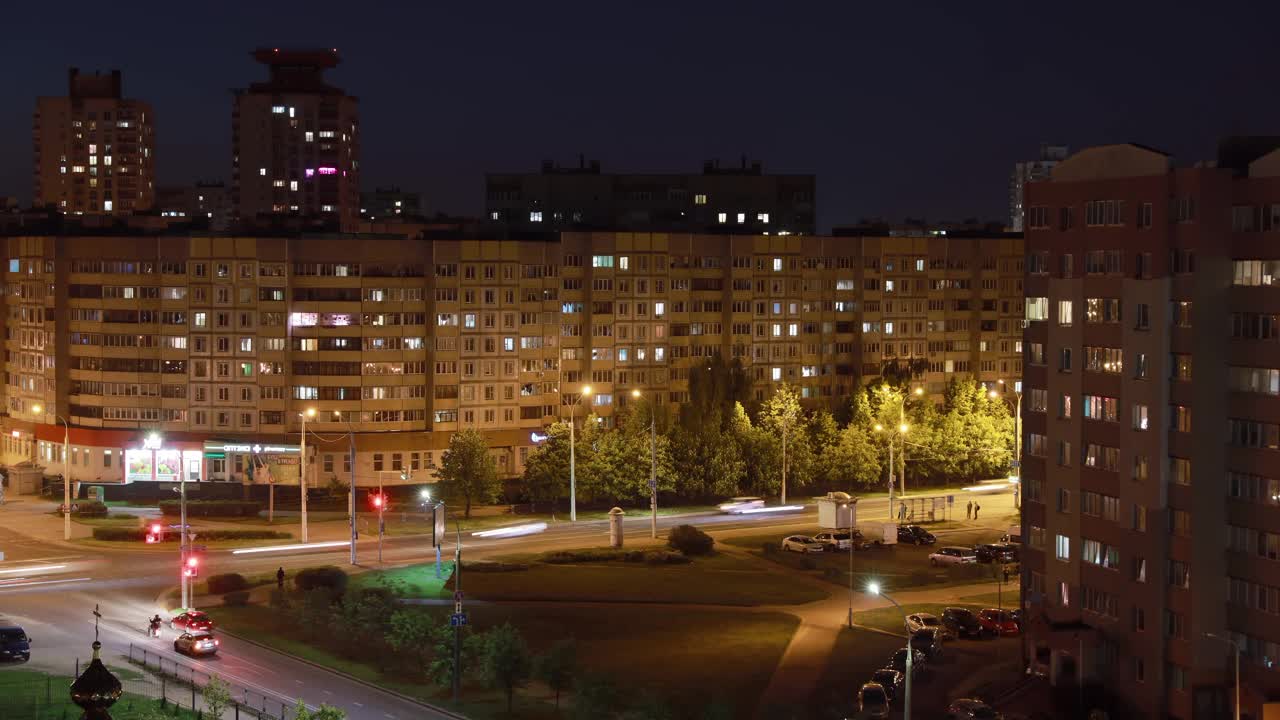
xmin=72 ymin=513 xmax=142 ymax=527
xmin=957 ymin=586 xmax=1021 ymax=608
xmin=0 ymin=669 xmax=201 ymax=719
xmin=853 ymin=602 xmax=983 ymax=634
xmin=216 ymin=601 xmax=796 ymax=719
xmin=454 ymin=551 xmax=828 ymax=606
xmin=348 ymin=561 xmax=455 ymax=599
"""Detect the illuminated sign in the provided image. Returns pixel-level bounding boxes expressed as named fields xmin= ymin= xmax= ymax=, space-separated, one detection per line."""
xmin=530 ymin=431 xmax=549 ymax=444
xmin=142 ymin=433 xmax=163 ymax=450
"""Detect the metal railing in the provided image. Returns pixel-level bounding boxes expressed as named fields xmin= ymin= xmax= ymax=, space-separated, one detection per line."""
xmin=127 ymin=642 xmax=291 ymax=720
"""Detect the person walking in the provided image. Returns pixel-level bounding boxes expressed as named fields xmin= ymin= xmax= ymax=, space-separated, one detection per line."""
xmin=276 ymin=567 xmax=286 ymax=589
xmin=973 ymin=502 xmax=981 ymax=520
xmin=966 ymin=500 xmax=973 ymax=520
xmin=898 ymin=502 xmax=907 ymax=522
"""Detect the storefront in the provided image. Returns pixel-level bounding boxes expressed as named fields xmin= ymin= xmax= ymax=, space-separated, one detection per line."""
xmin=124 ymin=433 xmax=204 ymax=484
xmin=203 ymin=441 xmax=302 ymax=485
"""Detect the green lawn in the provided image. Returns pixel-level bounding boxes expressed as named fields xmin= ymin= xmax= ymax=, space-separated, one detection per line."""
xmin=348 ymin=561 xmax=455 ymax=599
xmin=0 ymin=669 xmax=201 ymax=719
xmin=72 ymin=514 xmax=142 ymax=527
xmin=957 ymin=586 xmax=1021 ymax=609
xmin=852 ymin=602 xmax=983 ymax=634
xmin=454 ymin=551 xmax=828 ymax=606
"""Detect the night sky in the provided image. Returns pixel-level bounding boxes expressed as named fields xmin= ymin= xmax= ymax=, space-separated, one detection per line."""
xmin=3 ymin=1 xmax=1278 ymax=230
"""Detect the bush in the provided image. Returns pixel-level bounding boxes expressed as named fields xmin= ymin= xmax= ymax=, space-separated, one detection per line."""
xmin=206 ymin=573 xmax=249 ymax=594
xmin=667 ymin=525 xmax=715 ymax=556
xmin=90 ymin=527 xmax=290 ymax=542
xmin=542 ymin=549 xmax=625 ymax=564
xmin=158 ymin=500 xmax=262 ymax=518
xmin=269 ymin=588 xmax=290 ymax=610
xmin=461 ymin=561 xmax=528 ymax=573
xmin=222 ymin=590 xmax=250 ymax=606
xmin=643 ymin=551 xmax=690 ymax=566
xmin=294 ymin=566 xmax=349 ymax=594
xmin=63 ymin=501 xmax=108 ymax=518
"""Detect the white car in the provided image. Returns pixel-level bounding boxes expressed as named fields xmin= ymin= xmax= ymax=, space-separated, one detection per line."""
xmin=813 ymin=530 xmax=854 ymax=551
xmin=929 ymin=546 xmax=978 ymax=566
xmin=906 ymin=612 xmax=953 ymax=640
xmin=781 ymin=535 xmax=825 ymax=553
xmin=718 ymin=496 xmax=765 ymax=514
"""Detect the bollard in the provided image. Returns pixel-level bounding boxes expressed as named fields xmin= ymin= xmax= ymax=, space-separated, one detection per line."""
xmin=235 ymin=703 xmax=240 ymax=720
xmin=191 ymin=682 xmax=196 ymax=711
xmin=608 ymin=507 xmax=625 ymax=548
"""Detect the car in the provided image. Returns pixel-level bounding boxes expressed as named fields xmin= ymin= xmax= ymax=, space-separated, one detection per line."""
xmin=888 ymin=647 xmax=926 ymax=677
xmin=870 ymin=668 xmax=904 ymax=701
xmin=1009 ymin=608 xmax=1024 ymax=631
xmin=1000 ymin=527 xmax=1022 ymax=546
xmin=972 ymin=543 xmax=1016 ymax=563
xmin=909 ymin=626 xmax=946 ymax=661
xmin=0 ymin=621 xmax=31 ymax=663
xmin=781 ymin=535 xmax=826 ymax=553
xmin=718 ymin=497 xmax=765 ymax=514
xmin=941 ymin=607 xmax=985 ymax=639
xmin=173 ymin=630 xmax=219 ymax=657
xmin=857 ymin=682 xmax=891 ymax=718
xmin=947 ymin=697 xmax=1002 ymax=719
xmin=170 ymin=611 xmax=214 ymax=632
xmin=897 ymin=525 xmax=936 ymax=545
xmin=929 ymin=546 xmax=978 ymax=566
xmin=814 ymin=531 xmax=855 ymax=551
xmin=906 ymin=612 xmax=953 ymax=640
xmin=978 ymin=608 xmax=1020 ymax=636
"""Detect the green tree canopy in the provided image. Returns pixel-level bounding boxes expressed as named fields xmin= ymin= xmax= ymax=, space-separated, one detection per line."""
xmin=438 ymin=429 xmax=500 ymax=518
xmin=475 ymin=622 xmax=532 ymax=714
xmin=521 ymin=421 xmax=570 ymax=513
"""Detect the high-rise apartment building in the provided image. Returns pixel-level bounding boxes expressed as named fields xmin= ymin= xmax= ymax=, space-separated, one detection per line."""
xmin=486 ymin=158 xmax=816 ymax=235
xmin=232 ymin=48 xmax=360 ymax=231
xmin=1021 ymin=140 xmax=1280 ymax=719
xmin=0 ymin=228 xmax=1021 ymax=492
xmin=360 ymin=187 xmax=422 ymax=220
xmin=156 ymin=182 xmax=232 ymax=231
xmin=1010 ymin=143 xmax=1068 ymax=231
xmin=33 ymin=69 xmax=155 ymax=215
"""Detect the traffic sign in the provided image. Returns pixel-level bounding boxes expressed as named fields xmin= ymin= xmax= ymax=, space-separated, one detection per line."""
xmin=946 ymin=495 xmax=954 ymax=506
xmin=450 ymin=612 xmax=468 ymax=627
xmin=648 ymin=479 xmax=657 ymax=490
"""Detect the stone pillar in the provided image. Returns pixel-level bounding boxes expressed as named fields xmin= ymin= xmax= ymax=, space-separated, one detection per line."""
xmin=608 ymin=507 xmax=625 ymax=548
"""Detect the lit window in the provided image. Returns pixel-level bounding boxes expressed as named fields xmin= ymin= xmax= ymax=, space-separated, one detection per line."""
xmin=89 ymin=155 xmax=97 ymax=165
xmin=395 ymin=200 xmax=402 ymax=207
xmin=319 ymin=130 xmax=336 ymax=138
xmin=618 ymin=256 xmax=629 ymax=270
xmin=694 ymin=194 xmax=707 ymax=205
xmin=717 ymin=212 xmax=727 ymax=223
xmin=773 ymin=258 xmax=783 ymax=272
xmin=290 ymin=180 xmax=298 ymax=191
xmin=273 ymin=180 xmax=285 ymax=187
xmin=530 ymin=211 xmax=543 ymax=223
xmin=288 ymin=106 xmax=296 ymax=118
xmin=654 ymin=302 xmax=665 ymax=317
xmin=59 ymin=166 xmax=66 ymax=174
xmin=757 ymin=212 xmax=769 ymax=223
xmin=259 ymin=168 xmax=266 ymax=176
xmin=1056 ymin=534 xmax=1070 ymax=561
xmin=103 ymin=156 xmax=112 ymax=166
xmin=489 ymin=211 xmax=499 ymax=220
xmin=772 ymin=367 xmax=782 ymax=381
xmin=321 ymin=205 xmax=335 ymax=212
xmin=103 ymin=200 xmax=113 ymax=212
xmin=88 ymin=144 xmax=97 ymax=154
xmin=305 ymin=131 xmax=314 ymax=142
xmin=305 ymin=168 xmax=315 ymax=178
xmin=737 ymin=213 xmax=746 ymax=224
xmin=272 ymin=105 xmax=286 ymax=114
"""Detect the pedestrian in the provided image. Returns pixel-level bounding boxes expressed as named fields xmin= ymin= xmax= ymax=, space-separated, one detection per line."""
xmin=974 ymin=502 xmax=981 ymax=520
xmin=898 ymin=502 xmax=907 ymax=522
xmin=966 ymin=500 xmax=973 ymax=520
xmin=276 ymin=566 xmax=285 ymax=589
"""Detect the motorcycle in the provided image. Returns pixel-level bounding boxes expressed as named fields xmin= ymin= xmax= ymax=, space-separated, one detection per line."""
xmin=147 ymin=619 xmax=162 ymax=638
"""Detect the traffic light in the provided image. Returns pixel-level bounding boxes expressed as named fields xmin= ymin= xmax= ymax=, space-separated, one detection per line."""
xmin=370 ymin=493 xmax=386 ymax=510
xmin=145 ymin=523 xmax=164 ymax=544
xmin=183 ymin=555 xmax=200 ymax=578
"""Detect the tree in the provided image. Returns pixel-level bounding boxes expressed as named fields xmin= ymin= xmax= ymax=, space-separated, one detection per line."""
xmin=438 ymin=429 xmax=500 ymax=518
xmin=521 ymin=421 xmax=570 ymax=513
xmin=828 ymin=424 xmax=882 ymax=489
xmin=571 ymin=675 xmax=620 ymax=720
xmin=475 ymin=623 xmax=533 ymax=714
xmin=759 ymin=384 xmax=805 ymax=502
xmin=202 ymin=674 xmax=231 ymax=720
xmin=385 ymin=609 xmax=437 ymax=678
xmin=534 ymin=638 xmax=577 ymax=710
xmin=294 ymin=700 xmax=347 ymax=720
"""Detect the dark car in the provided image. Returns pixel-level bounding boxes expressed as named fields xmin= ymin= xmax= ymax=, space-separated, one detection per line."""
xmin=0 ymin=622 xmax=31 ymax=663
xmin=972 ymin=544 xmax=1005 ymax=563
xmin=910 ymin=627 xmax=946 ymax=661
xmin=941 ymin=607 xmax=985 ymax=639
xmin=871 ymin=668 xmax=904 ymax=701
xmin=170 ymin=611 xmax=214 ymax=632
xmin=897 ymin=525 xmax=936 ymax=545
xmin=173 ymin=630 xmax=219 ymax=657
xmin=888 ymin=647 xmax=927 ymax=677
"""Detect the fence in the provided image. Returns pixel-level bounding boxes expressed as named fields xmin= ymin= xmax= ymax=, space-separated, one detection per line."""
xmin=126 ymin=643 xmax=292 ymax=720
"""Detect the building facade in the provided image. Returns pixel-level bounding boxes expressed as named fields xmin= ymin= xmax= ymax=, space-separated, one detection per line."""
xmin=1010 ymin=143 xmax=1068 ymax=231
xmin=486 ymin=158 xmax=816 ymax=235
xmin=155 ymin=182 xmax=231 ymax=231
xmin=0 ymin=229 xmax=1021 ymax=492
xmin=360 ymin=187 xmax=422 ymax=221
xmin=1021 ymin=141 xmax=1280 ymax=719
xmin=33 ymin=69 xmax=155 ymax=215
xmin=231 ymin=49 xmax=360 ymax=231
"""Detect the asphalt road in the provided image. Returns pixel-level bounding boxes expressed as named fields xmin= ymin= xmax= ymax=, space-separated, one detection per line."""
xmin=0 ymin=488 xmax=1017 ymax=718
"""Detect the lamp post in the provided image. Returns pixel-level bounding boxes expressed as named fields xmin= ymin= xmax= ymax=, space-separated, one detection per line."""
xmin=333 ymin=411 xmax=358 ymax=565
xmin=875 ymin=421 xmax=908 ymax=522
xmin=868 ymin=582 xmax=911 ymax=720
xmin=568 ymin=385 xmax=591 ymax=523
xmin=632 ymin=389 xmax=658 ymax=539
xmin=32 ymin=404 xmax=72 ymax=541
xmin=299 ymin=407 xmax=316 ymax=544
xmin=1205 ymin=633 xmax=1242 ymax=720
xmin=995 ymin=380 xmax=1023 ymax=508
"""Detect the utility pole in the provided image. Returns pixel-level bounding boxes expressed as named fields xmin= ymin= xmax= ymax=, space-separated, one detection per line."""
xmin=179 ymin=463 xmax=188 ymax=609
xmin=349 ymin=424 xmax=358 ymax=565
xmin=299 ymin=408 xmax=316 ymax=543
xmin=568 ymin=386 xmax=591 ymax=522
xmin=781 ymin=422 xmax=788 ymax=505
xmin=452 ymin=520 xmax=463 ymax=703
xmin=649 ymin=400 xmax=657 ymax=539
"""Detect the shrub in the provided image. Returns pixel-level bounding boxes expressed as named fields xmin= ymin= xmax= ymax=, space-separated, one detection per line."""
xmin=643 ymin=551 xmax=691 ymax=566
xmin=158 ymin=500 xmax=263 ymax=518
xmin=461 ymin=561 xmax=528 ymax=573
xmin=269 ymin=588 xmax=290 ymax=610
xmin=667 ymin=525 xmax=715 ymax=556
xmin=294 ymin=566 xmax=349 ymax=594
xmin=206 ymin=573 xmax=248 ymax=594
xmin=65 ymin=501 xmax=108 ymax=518
xmin=541 ymin=549 xmax=624 ymax=564
xmin=222 ymin=590 xmax=250 ymax=606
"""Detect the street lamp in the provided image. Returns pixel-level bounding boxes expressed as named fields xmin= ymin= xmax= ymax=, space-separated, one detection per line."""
xmin=1205 ymin=633 xmax=1242 ymax=720
xmin=299 ymin=407 xmax=317 ymax=543
xmin=632 ymin=389 xmax=658 ymax=539
xmin=867 ymin=582 xmax=912 ymax=720
xmin=875 ymin=421 xmax=908 ymax=522
xmin=32 ymin=404 xmax=72 ymax=541
xmin=568 ymin=385 xmax=592 ymax=522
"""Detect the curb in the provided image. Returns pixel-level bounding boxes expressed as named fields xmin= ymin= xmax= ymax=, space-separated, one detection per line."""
xmin=217 ymin=626 xmax=470 ymax=720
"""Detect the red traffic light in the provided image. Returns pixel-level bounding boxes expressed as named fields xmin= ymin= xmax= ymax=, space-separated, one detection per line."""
xmin=371 ymin=494 xmax=385 ymax=509
xmin=150 ymin=524 xmax=163 ymax=535
xmin=187 ymin=557 xmax=198 ymax=567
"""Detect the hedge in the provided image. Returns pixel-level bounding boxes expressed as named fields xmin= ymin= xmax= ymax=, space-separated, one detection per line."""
xmin=58 ymin=501 xmax=109 ymax=518
xmin=293 ymin=566 xmax=348 ymax=594
xmin=206 ymin=573 xmax=249 ymax=594
xmin=158 ymin=500 xmax=262 ymax=518
xmin=91 ymin=527 xmax=290 ymax=542
xmin=541 ymin=548 xmax=691 ymax=565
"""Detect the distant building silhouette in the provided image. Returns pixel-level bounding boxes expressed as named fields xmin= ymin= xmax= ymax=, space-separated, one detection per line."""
xmin=1009 ymin=143 xmax=1068 ymax=231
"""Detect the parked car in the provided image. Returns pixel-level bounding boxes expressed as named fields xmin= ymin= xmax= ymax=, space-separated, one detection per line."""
xmin=814 ymin=530 xmax=854 ymax=551
xmin=718 ymin=497 xmax=765 ymax=514
xmin=170 ymin=611 xmax=214 ymax=632
xmin=870 ymin=668 xmax=904 ymax=701
xmin=941 ymin=607 xmax=985 ymax=639
xmin=973 ymin=543 xmax=1017 ymax=564
xmin=781 ymin=535 xmax=826 ymax=553
xmin=173 ymin=630 xmax=219 ymax=657
xmin=1009 ymin=608 xmax=1024 ymax=631
xmin=888 ymin=647 xmax=927 ymax=677
xmin=857 ymin=682 xmax=891 ymax=718
xmin=897 ymin=525 xmax=936 ymax=545
xmin=947 ymin=697 xmax=1002 ymax=719
xmin=909 ymin=626 xmax=946 ymax=661
xmin=978 ymin=608 xmax=1020 ymax=636
xmin=1000 ymin=527 xmax=1022 ymax=545
xmin=0 ymin=621 xmax=31 ymax=663
xmin=906 ymin=612 xmax=953 ymax=640
xmin=929 ymin=546 xmax=978 ymax=566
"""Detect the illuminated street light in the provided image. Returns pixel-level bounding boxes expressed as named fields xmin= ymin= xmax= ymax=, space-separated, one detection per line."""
xmin=569 ymin=385 xmax=593 ymax=522
xmin=867 ymin=582 xmax=912 ymax=719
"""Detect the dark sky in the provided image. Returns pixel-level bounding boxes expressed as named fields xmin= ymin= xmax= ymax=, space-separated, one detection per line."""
xmin=3 ymin=1 xmax=1278 ymax=230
